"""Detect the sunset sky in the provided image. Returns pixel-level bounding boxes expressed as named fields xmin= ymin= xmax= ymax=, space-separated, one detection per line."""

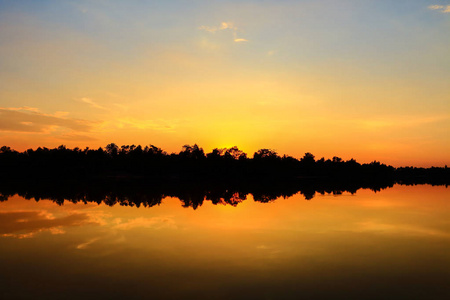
xmin=0 ymin=0 xmax=449 ymax=167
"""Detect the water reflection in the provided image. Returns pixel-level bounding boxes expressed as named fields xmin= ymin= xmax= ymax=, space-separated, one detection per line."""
xmin=0 ymin=179 xmax=403 ymax=209
xmin=0 ymin=184 xmax=449 ymax=299
xmin=0 ymin=210 xmax=92 ymax=238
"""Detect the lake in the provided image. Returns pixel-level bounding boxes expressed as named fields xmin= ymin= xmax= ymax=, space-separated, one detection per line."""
xmin=1 ymin=184 xmax=449 ymax=299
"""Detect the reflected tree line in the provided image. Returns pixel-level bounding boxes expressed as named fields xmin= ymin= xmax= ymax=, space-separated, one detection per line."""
xmin=0 ymin=179 xmax=399 ymax=209
xmin=0 ymin=143 xmax=448 ymax=183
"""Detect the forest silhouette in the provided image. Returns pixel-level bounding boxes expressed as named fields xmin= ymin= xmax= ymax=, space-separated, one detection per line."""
xmin=0 ymin=143 xmax=448 ymax=184
xmin=0 ymin=143 xmax=448 ymax=208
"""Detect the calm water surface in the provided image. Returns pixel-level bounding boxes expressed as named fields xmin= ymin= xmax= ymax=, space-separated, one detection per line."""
xmin=1 ymin=184 xmax=449 ymax=299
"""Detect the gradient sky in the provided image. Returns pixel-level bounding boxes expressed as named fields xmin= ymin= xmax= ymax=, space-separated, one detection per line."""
xmin=0 ymin=0 xmax=449 ymax=166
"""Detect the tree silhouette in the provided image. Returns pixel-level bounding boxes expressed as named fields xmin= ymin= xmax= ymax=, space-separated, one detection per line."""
xmin=225 ymin=146 xmax=246 ymax=160
xmin=253 ymin=148 xmax=278 ymax=160
xmin=106 ymin=143 xmax=119 ymax=157
xmin=0 ymin=143 xmax=447 ymax=185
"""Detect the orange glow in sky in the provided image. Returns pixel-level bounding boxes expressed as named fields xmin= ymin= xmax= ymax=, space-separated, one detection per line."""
xmin=0 ymin=1 xmax=449 ymax=167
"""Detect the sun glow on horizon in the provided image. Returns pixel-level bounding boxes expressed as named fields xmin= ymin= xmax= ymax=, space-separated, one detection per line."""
xmin=0 ymin=1 xmax=448 ymax=167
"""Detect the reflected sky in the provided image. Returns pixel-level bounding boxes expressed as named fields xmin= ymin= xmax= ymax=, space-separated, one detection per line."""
xmin=0 ymin=185 xmax=449 ymax=299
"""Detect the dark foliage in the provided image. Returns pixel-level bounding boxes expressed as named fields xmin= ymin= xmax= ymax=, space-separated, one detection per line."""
xmin=0 ymin=144 xmax=448 ymax=185
xmin=0 ymin=177 xmax=398 ymax=209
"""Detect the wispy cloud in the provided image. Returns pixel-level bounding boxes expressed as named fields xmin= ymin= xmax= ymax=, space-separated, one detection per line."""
xmin=0 ymin=210 xmax=96 ymax=239
xmin=198 ymin=22 xmax=236 ymax=33
xmin=429 ymin=5 xmax=444 ymax=10
xmin=198 ymin=25 xmax=219 ymax=33
xmin=220 ymin=21 xmax=235 ymax=30
xmin=79 ymin=97 xmax=106 ymax=110
xmin=78 ymin=97 xmax=128 ymax=112
xmin=199 ymin=21 xmax=248 ymax=43
xmin=354 ymin=221 xmax=450 ymax=238
xmin=76 ymin=237 xmax=100 ymax=250
xmin=113 ymin=217 xmax=177 ymax=230
xmin=428 ymin=4 xmax=450 ymax=13
xmin=1 ymin=106 xmax=41 ymax=113
xmin=0 ymin=107 xmax=94 ymax=133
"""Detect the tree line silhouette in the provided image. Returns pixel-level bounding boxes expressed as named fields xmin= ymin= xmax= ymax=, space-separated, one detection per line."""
xmin=1 ymin=176 xmax=447 ymax=209
xmin=0 ymin=143 xmax=448 ymax=184
xmin=0 ymin=178 xmax=399 ymax=209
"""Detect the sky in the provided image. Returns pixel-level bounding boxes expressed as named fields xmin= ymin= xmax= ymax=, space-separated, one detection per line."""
xmin=0 ymin=0 xmax=449 ymax=167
